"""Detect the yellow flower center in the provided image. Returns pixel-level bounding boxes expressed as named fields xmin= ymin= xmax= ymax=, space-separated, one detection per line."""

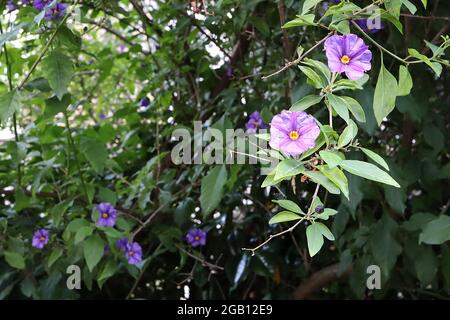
xmin=129 ymin=251 xmax=134 ymax=256
xmin=102 ymin=213 xmax=109 ymax=219
xmin=39 ymin=236 xmax=46 ymax=241
xmin=341 ymin=55 xmax=351 ymax=64
xmin=194 ymin=236 xmax=200 ymax=241
xmin=289 ymin=131 xmax=300 ymax=141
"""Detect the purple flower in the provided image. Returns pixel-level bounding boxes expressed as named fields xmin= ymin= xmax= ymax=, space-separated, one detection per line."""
xmin=185 ymin=228 xmax=207 ymax=248
xmin=125 ymin=242 xmax=142 ymax=265
xmin=96 ymin=202 xmax=117 ymax=227
xmin=103 ymin=244 xmax=110 ymax=254
xmin=245 ymin=111 xmax=267 ymax=134
xmin=324 ymin=34 xmax=372 ymax=80
xmin=117 ymin=44 xmax=128 ymax=53
xmin=269 ymin=110 xmax=320 ymax=156
xmin=139 ymin=97 xmax=150 ymax=107
xmin=354 ymin=19 xmax=384 ymax=34
xmin=117 ymin=238 xmax=128 ymax=251
xmin=99 ymin=113 xmax=107 ymax=119
xmin=319 ymin=0 xmax=340 ymax=16
xmin=44 ymin=2 xmax=67 ymax=21
xmin=6 ymin=0 xmax=17 ymax=11
xmin=32 ymin=229 xmax=49 ymax=249
xmin=33 ymin=0 xmax=50 ymax=10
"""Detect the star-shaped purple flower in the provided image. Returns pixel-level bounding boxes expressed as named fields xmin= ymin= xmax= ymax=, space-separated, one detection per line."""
xmin=245 ymin=111 xmax=267 ymax=134
xmin=96 ymin=202 xmax=117 ymax=227
xmin=324 ymin=34 xmax=372 ymax=80
xmin=185 ymin=228 xmax=207 ymax=248
xmin=125 ymin=242 xmax=143 ymax=265
xmin=33 ymin=0 xmax=50 ymax=10
xmin=32 ymin=229 xmax=49 ymax=249
xmin=44 ymin=2 xmax=67 ymax=21
xmin=269 ymin=110 xmax=320 ymax=157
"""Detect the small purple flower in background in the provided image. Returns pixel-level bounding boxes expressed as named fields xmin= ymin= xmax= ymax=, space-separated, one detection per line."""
xmin=96 ymin=202 xmax=117 ymax=227
xmin=6 ymin=0 xmax=17 ymax=11
xmin=354 ymin=19 xmax=384 ymax=34
xmin=269 ymin=110 xmax=320 ymax=156
xmin=99 ymin=113 xmax=107 ymax=119
xmin=324 ymin=34 xmax=372 ymax=80
xmin=33 ymin=0 xmax=50 ymax=10
xmin=245 ymin=111 xmax=267 ymax=134
xmin=103 ymin=244 xmax=110 ymax=255
xmin=139 ymin=97 xmax=150 ymax=108
xmin=185 ymin=228 xmax=207 ymax=248
xmin=32 ymin=229 xmax=49 ymax=249
xmin=117 ymin=238 xmax=128 ymax=251
xmin=44 ymin=2 xmax=67 ymax=21
xmin=22 ymin=0 xmax=32 ymax=4
xmin=319 ymin=0 xmax=340 ymax=16
xmin=125 ymin=242 xmax=142 ymax=265
xmin=117 ymin=44 xmax=128 ymax=53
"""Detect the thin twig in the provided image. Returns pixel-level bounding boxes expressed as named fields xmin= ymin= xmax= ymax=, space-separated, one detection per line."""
xmin=175 ymin=244 xmax=224 ymax=271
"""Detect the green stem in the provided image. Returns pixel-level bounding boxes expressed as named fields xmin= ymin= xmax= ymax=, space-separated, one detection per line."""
xmin=0 ymin=22 xmax=22 ymax=188
xmin=351 ymin=20 xmax=422 ymax=66
xmin=63 ymin=112 xmax=89 ymax=202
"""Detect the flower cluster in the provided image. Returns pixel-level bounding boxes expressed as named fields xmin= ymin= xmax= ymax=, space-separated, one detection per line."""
xmin=33 ymin=0 xmax=68 ymax=21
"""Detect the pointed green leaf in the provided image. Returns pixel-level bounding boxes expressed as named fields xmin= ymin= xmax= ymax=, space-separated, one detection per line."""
xmin=340 ymin=160 xmax=400 ymax=187
xmin=373 ymin=56 xmax=398 ymax=125
xmin=43 ymin=51 xmax=74 ymax=100
xmin=359 ymin=147 xmax=390 ymax=171
xmin=200 ymin=165 xmax=228 ymax=218
xmin=83 ymin=234 xmax=105 ymax=272
xmin=306 ymin=223 xmax=324 ymax=257
xmin=269 ymin=211 xmax=302 ymax=225
xmin=0 ymin=90 xmax=22 ymax=126
xmin=272 ymin=200 xmax=304 ymax=214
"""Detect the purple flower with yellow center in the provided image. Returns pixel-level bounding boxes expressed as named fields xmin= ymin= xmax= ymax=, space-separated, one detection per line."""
xmin=117 ymin=238 xmax=128 ymax=251
xmin=96 ymin=202 xmax=117 ymax=227
xmin=354 ymin=19 xmax=384 ymax=34
xmin=269 ymin=110 xmax=320 ymax=156
xmin=245 ymin=111 xmax=267 ymax=134
xmin=185 ymin=228 xmax=207 ymax=248
xmin=125 ymin=242 xmax=142 ymax=265
xmin=44 ymin=2 xmax=67 ymax=21
xmin=324 ymin=34 xmax=372 ymax=80
xmin=33 ymin=0 xmax=50 ymax=10
xmin=32 ymin=229 xmax=49 ymax=249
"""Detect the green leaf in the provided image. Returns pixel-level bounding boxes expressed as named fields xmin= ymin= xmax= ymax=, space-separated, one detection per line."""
xmin=373 ymin=56 xmax=398 ymax=125
xmin=397 ymin=65 xmax=413 ymax=96
xmin=83 ymin=234 xmax=105 ymax=272
xmin=75 ymin=226 xmax=94 ymax=244
xmin=290 ymin=95 xmax=323 ymax=111
xmin=316 ymin=222 xmax=335 ymax=241
xmin=318 ymin=165 xmax=349 ymax=200
xmin=316 ymin=208 xmax=338 ymax=220
xmin=408 ymin=48 xmax=442 ymax=76
xmin=341 ymin=96 xmax=366 ymax=123
xmin=401 ymin=0 xmax=417 ymax=14
xmin=327 ymin=94 xmax=350 ymax=123
xmin=299 ymin=66 xmax=325 ymax=88
xmin=272 ymin=200 xmax=304 ymax=214
xmin=302 ymin=0 xmax=323 ymax=14
xmin=340 ymin=160 xmax=400 ymax=187
xmin=359 ymin=147 xmax=390 ymax=171
xmin=261 ymin=174 xmax=284 ymax=188
xmin=282 ymin=14 xmax=316 ymax=28
xmin=43 ymin=51 xmax=74 ymax=100
xmin=80 ymin=137 xmax=108 ymax=174
xmin=303 ymin=171 xmax=341 ymax=195
xmin=319 ymin=150 xmax=343 ymax=169
xmin=269 ymin=211 xmax=302 ymax=225
xmin=200 ymin=165 xmax=227 ymax=218
xmin=4 ymin=251 xmax=25 ymax=270
xmin=42 ymin=94 xmax=71 ymax=120
xmin=421 ymin=0 xmax=427 ymax=8
xmin=419 ymin=215 xmax=450 ymax=245
xmin=274 ymin=159 xmax=305 ymax=181
xmin=97 ymin=259 xmax=117 ymax=287
xmin=0 ymin=90 xmax=22 ymax=126
xmin=302 ymin=58 xmax=331 ymax=82
xmin=337 ymin=119 xmax=358 ymax=148
xmin=306 ymin=223 xmax=324 ymax=257
xmin=48 ymin=248 xmax=63 ymax=268
xmin=324 ymin=2 xmax=360 ymax=17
